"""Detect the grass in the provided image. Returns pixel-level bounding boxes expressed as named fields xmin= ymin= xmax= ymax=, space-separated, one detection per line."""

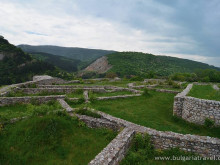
xmin=0 ymin=113 xmax=117 ymax=165
xmin=188 ymin=85 xmax=220 ymax=101
xmin=121 ymin=133 xmax=218 ymax=165
xmin=90 ymin=91 xmax=220 ymax=138
xmin=65 ymin=98 xmax=86 ymax=108
xmin=62 ymin=80 xmax=132 ymax=88
xmin=90 ymin=91 xmax=133 ymax=97
xmin=0 ymin=101 xmax=62 ymax=122
xmin=75 ymin=108 xmax=101 ymax=118
xmin=66 ymin=89 xmax=84 ymax=98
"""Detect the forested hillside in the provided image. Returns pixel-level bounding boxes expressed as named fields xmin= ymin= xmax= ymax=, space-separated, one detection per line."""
xmin=106 ymin=52 xmax=219 ymax=77
xmin=18 ymin=45 xmax=116 ymax=62
xmin=30 ymin=52 xmax=82 ymax=72
xmin=0 ymin=36 xmax=70 ymax=85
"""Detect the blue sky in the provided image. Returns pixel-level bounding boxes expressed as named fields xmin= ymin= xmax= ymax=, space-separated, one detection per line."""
xmin=0 ymin=0 xmax=219 ymax=67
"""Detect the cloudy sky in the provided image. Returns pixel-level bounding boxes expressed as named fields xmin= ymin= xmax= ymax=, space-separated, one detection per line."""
xmin=0 ymin=0 xmax=220 ymax=67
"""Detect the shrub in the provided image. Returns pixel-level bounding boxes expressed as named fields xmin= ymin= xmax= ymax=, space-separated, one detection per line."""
xmin=130 ymin=76 xmax=144 ymax=81
xmin=172 ymin=82 xmax=181 ymax=89
xmin=27 ymin=83 xmax=37 ymax=88
xmin=166 ymin=79 xmax=174 ymax=86
xmin=204 ymin=118 xmax=215 ymax=128
xmin=78 ymin=97 xmax=85 ymax=104
xmin=75 ymin=89 xmax=83 ymax=94
xmin=30 ymin=98 xmax=40 ymax=105
xmin=142 ymin=88 xmax=151 ymax=97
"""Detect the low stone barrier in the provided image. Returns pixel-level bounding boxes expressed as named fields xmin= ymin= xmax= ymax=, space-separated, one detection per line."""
xmin=111 ymin=87 xmax=141 ymax=94
xmin=37 ymin=85 xmax=119 ymax=89
xmin=181 ymin=97 xmax=220 ymax=125
xmin=89 ymin=128 xmax=135 ymax=165
xmin=16 ymin=87 xmax=106 ymax=94
xmin=96 ymin=94 xmax=141 ymax=100
xmin=95 ymin=110 xmax=220 ymax=157
xmin=84 ymin=90 xmax=89 ymax=103
xmin=0 ymin=95 xmax=65 ymax=106
xmin=153 ymin=88 xmax=179 ymax=94
xmin=213 ymin=84 xmax=219 ymax=91
xmin=58 ymin=99 xmax=73 ymax=112
xmin=173 ymin=84 xmax=220 ymax=126
xmin=76 ymin=114 xmax=121 ymax=131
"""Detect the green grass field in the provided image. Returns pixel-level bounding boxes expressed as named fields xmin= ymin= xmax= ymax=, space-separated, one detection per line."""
xmin=0 ymin=101 xmax=62 ymax=121
xmin=0 ymin=113 xmax=117 ymax=165
xmin=188 ymin=85 xmax=220 ymax=101
xmin=90 ymin=91 xmax=220 ymax=138
xmin=62 ymin=80 xmax=132 ymax=88
xmin=90 ymin=91 xmax=133 ymax=97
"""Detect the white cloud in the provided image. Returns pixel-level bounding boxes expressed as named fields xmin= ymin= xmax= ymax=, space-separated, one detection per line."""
xmin=0 ymin=1 xmax=219 ymax=67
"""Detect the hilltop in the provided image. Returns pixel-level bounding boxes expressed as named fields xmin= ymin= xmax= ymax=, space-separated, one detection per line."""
xmin=0 ymin=36 xmax=69 ymax=85
xmin=30 ymin=52 xmax=82 ymax=72
xmin=18 ymin=44 xmax=116 ymax=62
xmin=85 ymin=52 xmax=220 ymax=77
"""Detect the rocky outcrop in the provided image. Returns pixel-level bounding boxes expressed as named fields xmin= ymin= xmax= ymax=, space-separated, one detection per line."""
xmin=0 ymin=53 xmax=4 ymax=60
xmin=84 ymin=56 xmax=112 ymax=73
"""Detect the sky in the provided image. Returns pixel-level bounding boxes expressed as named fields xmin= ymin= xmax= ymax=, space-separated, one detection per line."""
xmin=0 ymin=0 xmax=220 ymax=67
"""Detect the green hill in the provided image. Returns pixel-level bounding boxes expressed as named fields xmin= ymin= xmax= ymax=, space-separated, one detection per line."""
xmin=30 ymin=52 xmax=82 ymax=72
xmin=18 ymin=44 xmax=116 ymax=62
xmin=106 ymin=52 xmax=220 ymax=77
xmin=0 ymin=36 xmax=66 ymax=85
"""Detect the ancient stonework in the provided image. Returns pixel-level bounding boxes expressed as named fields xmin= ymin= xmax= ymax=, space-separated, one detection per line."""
xmin=96 ymin=94 xmax=141 ymax=100
xmin=0 ymin=95 xmax=65 ymax=106
xmin=173 ymin=84 xmax=220 ymax=126
xmin=2 ymin=76 xmax=220 ymax=164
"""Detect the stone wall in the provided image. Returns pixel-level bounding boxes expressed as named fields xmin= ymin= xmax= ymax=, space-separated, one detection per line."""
xmin=96 ymin=94 xmax=141 ymax=100
xmin=58 ymin=97 xmax=220 ymax=163
xmin=182 ymin=97 xmax=220 ymax=125
xmin=173 ymin=83 xmax=220 ymax=126
xmin=0 ymin=95 xmax=65 ymax=106
xmin=96 ymin=110 xmax=220 ymax=158
xmin=89 ymin=128 xmax=135 ymax=165
xmin=173 ymin=84 xmax=193 ymax=117
xmin=15 ymin=87 xmax=106 ymax=94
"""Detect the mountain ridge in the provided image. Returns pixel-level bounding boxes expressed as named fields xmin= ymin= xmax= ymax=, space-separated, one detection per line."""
xmin=85 ymin=52 xmax=220 ymax=77
xmin=18 ymin=44 xmax=116 ymax=62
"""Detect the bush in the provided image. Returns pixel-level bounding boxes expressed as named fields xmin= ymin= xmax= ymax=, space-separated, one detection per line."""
xmin=172 ymin=82 xmax=181 ymax=89
xmin=204 ymin=118 xmax=215 ymax=128
xmin=121 ymin=133 xmax=155 ymax=165
xmin=30 ymin=98 xmax=40 ymax=105
xmin=130 ymin=76 xmax=144 ymax=81
xmin=142 ymin=88 xmax=151 ymax=97
xmin=75 ymin=89 xmax=83 ymax=94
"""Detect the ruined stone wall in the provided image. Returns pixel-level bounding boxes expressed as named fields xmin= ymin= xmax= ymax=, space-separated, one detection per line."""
xmin=89 ymin=128 xmax=135 ymax=165
xmin=96 ymin=94 xmax=141 ymax=100
xmin=173 ymin=83 xmax=220 ymax=126
xmin=173 ymin=84 xmax=193 ymax=117
xmin=182 ymin=97 xmax=220 ymax=125
xmin=15 ymin=87 xmax=106 ymax=94
xmin=0 ymin=95 xmax=65 ymax=106
xmin=97 ymin=110 xmax=220 ymax=158
xmin=138 ymin=126 xmax=220 ymax=158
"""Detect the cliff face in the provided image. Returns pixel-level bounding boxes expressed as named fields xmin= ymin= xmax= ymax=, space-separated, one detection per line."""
xmin=84 ymin=56 xmax=112 ymax=73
